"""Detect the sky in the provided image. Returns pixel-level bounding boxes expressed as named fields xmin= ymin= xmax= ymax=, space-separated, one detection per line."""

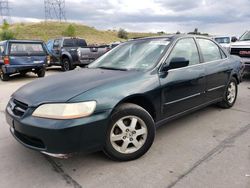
xmin=7 ymin=0 xmax=250 ymax=36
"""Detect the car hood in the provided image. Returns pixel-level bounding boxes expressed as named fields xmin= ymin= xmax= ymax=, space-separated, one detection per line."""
xmin=231 ymin=40 xmax=250 ymax=48
xmin=12 ymin=68 xmax=139 ymax=106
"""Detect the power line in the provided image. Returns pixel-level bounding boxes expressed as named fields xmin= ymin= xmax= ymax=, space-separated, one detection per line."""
xmin=44 ymin=0 xmax=66 ymax=22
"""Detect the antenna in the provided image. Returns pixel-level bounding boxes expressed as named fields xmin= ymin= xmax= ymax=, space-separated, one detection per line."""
xmin=44 ymin=0 xmax=66 ymax=22
xmin=0 ymin=0 xmax=10 ymax=23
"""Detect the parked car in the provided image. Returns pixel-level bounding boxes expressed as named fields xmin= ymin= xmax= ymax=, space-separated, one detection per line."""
xmin=46 ymin=37 xmax=108 ymax=71
xmin=212 ymin=36 xmax=237 ymax=51
xmin=76 ymin=44 xmax=108 ymax=67
xmin=230 ymin=31 xmax=250 ymax=75
xmin=0 ymin=40 xmax=48 ymax=81
xmin=6 ymin=35 xmax=242 ymax=161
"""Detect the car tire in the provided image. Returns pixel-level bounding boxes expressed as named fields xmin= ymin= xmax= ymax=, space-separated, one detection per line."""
xmin=217 ymin=77 xmax=238 ymax=108
xmin=37 ymin=68 xmax=46 ymax=78
xmin=61 ymin=58 xmax=74 ymax=71
xmin=0 ymin=68 xmax=9 ymax=81
xmin=20 ymin=71 xmax=28 ymax=76
xmin=103 ymin=103 xmax=155 ymax=161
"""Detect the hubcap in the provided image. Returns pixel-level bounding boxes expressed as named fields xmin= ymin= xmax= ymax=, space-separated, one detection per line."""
xmin=110 ymin=116 xmax=148 ymax=154
xmin=227 ymin=82 xmax=236 ymax=104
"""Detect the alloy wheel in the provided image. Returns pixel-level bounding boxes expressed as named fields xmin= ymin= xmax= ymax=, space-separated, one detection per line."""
xmin=110 ymin=116 xmax=148 ymax=154
xmin=63 ymin=60 xmax=70 ymax=71
xmin=227 ymin=82 xmax=236 ymax=104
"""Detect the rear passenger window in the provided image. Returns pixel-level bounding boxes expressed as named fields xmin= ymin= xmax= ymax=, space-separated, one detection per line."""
xmin=77 ymin=39 xmax=87 ymax=47
xmin=197 ymin=39 xmax=222 ymax=62
xmin=168 ymin=38 xmax=200 ymax=66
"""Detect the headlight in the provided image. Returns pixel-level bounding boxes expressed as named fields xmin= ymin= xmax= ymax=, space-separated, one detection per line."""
xmin=32 ymin=101 xmax=96 ymax=119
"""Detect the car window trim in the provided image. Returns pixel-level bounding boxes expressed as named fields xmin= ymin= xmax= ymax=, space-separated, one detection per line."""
xmin=196 ymin=37 xmax=228 ymax=63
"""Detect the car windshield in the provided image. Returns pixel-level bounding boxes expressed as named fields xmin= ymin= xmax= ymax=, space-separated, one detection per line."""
xmin=88 ymin=38 xmax=170 ymax=71
xmin=214 ymin=37 xmax=230 ymax=44
xmin=239 ymin=31 xmax=250 ymax=41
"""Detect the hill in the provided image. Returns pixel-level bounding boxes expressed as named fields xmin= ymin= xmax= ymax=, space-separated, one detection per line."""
xmin=7 ymin=22 xmax=160 ymax=44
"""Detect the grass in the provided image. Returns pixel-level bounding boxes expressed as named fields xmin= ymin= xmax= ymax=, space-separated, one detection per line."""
xmin=7 ymin=21 xmax=161 ymax=44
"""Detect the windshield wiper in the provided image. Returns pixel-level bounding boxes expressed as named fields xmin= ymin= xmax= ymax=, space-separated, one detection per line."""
xmin=98 ymin=66 xmax=128 ymax=71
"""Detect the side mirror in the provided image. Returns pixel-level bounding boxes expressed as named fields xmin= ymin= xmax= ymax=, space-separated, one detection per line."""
xmin=167 ymin=57 xmax=189 ymax=70
xmin=53 ymin=43 xmax=60 ymax=49
xmin=231 ymin=37 xmax=238 ymax=42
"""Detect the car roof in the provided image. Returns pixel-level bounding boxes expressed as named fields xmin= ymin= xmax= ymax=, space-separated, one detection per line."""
xmin=213 ymin=36 xmax=231 ymax=38
xmin=2 ymin=39 xmax=44 ymax=43
xmin=129 ymin=34 xmax=211 ymax=42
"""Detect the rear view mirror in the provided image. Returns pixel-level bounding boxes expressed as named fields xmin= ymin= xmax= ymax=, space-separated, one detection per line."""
xmin=168 ymin=57 xmax=189 ymax=70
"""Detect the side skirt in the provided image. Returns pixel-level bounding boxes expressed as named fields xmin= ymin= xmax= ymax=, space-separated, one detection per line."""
xmin=155 ymin=98 xmax=222 ymax=128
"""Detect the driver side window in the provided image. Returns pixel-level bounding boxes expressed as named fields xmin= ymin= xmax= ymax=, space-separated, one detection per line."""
xmin=168 ymin=38 xmax=200 ymax=66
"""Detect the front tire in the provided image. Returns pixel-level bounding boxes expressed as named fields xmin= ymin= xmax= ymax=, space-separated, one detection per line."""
xmin=20 ymin=71 xmax=28 ymax=76
xmin=104 ymin=103 xmax=155 ymax=161
xmin=61 ymin=58 xmax=74 ymax=71
xmin=218 ymin=77 xmax=238 ymax=108
xmin=37 ymin=68 xmax=46 ymax=78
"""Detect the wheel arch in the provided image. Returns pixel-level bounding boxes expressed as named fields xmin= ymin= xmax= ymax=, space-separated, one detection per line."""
xmin=112 ymin=94 xmax=157 ymax=121
xmin=231 ymin=73 xmax=240 ymax=84
xmin=61 ymin=52 xmax=73 ymax=63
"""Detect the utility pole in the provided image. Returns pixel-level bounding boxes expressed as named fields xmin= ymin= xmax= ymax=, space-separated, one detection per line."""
xmin=0 ymin=0 xmax=10 ymax=23
xmin=44 ymin=0 xmax=66 ymax=22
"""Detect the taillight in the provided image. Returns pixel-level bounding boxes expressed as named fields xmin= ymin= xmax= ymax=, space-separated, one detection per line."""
xmin=3 ymin=56 xmax=9 ymax=65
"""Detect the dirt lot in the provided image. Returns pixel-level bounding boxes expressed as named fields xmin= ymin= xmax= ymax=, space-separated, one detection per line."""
xmin=0 ymin=69 xmax=250 ymax=188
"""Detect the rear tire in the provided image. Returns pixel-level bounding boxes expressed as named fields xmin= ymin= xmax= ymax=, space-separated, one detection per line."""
xmin=217 ymin=78 xmax=238 ymax=108
xmin=0 ymin=68 xmax=9 ymax=81
xmin=103 ymin=103 xmax=155 ymax=161
xmin=37 ymin=68 xmax=46 ymax=78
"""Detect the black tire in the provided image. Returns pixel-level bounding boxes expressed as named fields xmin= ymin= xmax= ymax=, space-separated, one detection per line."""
xmin=61 ymin=58 xmax=74 ymax=71
xmin=37 ymin=68 xmax=46 ymax=78
xmin=103 ymin=103 xmax=155 ymax=161
xmin=19 ymin=71 xmax=28 ymax=76
xmin=0 ymin=68 xmax=9 ymax=81
xmin=217 ymin=77 xmax=238 ymax=108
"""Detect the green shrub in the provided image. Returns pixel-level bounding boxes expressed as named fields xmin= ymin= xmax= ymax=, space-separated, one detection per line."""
xmin=117 ymin=28 xmax=128 ymax=39
xmin=62 ymin=24 xmax=76 ymax=37
xmin=0 ymin=20 xmax=15 ymax=40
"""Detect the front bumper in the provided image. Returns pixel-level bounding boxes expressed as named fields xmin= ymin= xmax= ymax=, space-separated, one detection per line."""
xmin=240 ymin=58 xmax=250 ymax=73
xmin=6 ymin=103 xmax=111 ymax=155
xmin=244 ymin=63 xmax=250 ymax=73
xmin=2 ymin=64 xmax=45 ymax=74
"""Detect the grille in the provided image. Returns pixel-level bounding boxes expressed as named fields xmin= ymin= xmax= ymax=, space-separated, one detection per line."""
xmin=11 ymin=99 xmax=28 ymax=117
xmin=231 ymin=48 xmax=250 ymax=58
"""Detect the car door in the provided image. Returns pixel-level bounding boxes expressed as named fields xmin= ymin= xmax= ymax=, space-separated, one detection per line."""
xmin=196 ymin=38 xmax=230 ymax=101
xmin=159 ymin=37 xmax=206 ymax=118
xmin=51 ymin=39 xmax=62 ymax=63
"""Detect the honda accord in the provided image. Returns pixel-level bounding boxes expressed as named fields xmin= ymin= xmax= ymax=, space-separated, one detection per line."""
xmin=6 ymin=35 xmax=242 ymax=161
